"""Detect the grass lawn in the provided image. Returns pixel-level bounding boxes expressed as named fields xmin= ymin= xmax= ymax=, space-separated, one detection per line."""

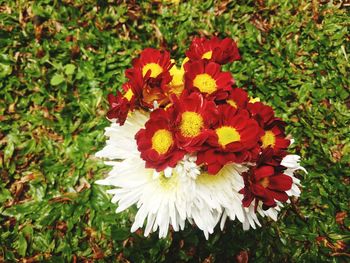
xmin=0 ymin=0 xmax=349 ymax=262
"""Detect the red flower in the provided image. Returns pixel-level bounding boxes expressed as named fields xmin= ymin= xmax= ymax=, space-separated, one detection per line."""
xmin=107 ymin=83 xmax=135 ymax=125
xmin=184 ymin=60 xmax=233 ymax=100
xmin=197 ymin=105 xmax=263 ymax=174
xmin=247 ymin=101 xmax=291 ymax=163
xmin=135 ymin=108 xmax=185 ymax=171
xmin=261 ymin=125 xmax=290 ymax=152
xmin=170 ymin=92 xmax=217 ymax=152
xmin=219 ymin=87 xmax=249 ymax=109
xmin=240 ymin=149 xmax=293 ymax=209
xmin=131 ymin=48 xmax=172 ymax=79
xmin=259 ymin=121 xmax=291 ymax=166
xmin=125 ymin=67 xmax=172 ymax=109
xmin=125 ymin=48 xmax=173 ymax=108
xmin=185 ymin=36 xmax=241 ymax=64
xmin=247 ymin=101 xmax=276 ymax=128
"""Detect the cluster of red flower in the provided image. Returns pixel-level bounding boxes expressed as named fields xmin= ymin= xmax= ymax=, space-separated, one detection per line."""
xmin=107 ymin=36 xmax=294 ymax=209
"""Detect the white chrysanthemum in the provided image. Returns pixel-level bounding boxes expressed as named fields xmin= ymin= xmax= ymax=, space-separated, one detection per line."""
xmin=188 ymin=163 xmax=248 ymax=239
xmin=97 ymin=157 xmax=195 ymax=238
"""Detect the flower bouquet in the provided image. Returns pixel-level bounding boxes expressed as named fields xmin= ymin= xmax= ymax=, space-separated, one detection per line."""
xmin=96 ymin=36 xmax=306 ymax=239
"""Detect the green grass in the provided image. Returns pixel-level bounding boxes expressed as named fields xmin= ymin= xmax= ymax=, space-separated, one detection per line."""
xmin=0 ymin=0 xmax=349 ymax=262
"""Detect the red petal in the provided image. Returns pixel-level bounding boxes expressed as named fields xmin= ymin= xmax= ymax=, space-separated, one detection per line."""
xmin=254 ymin=166 xmax=275 ymax=181
xmin=268 ymin=175 xmax=293 ymax=191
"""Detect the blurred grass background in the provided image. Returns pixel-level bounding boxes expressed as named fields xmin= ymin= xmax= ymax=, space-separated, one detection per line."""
xmin=0 ymin=0 xmax=349 ymax=262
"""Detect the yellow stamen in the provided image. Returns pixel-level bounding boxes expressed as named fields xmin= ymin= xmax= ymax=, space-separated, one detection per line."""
xmin=216 ymin=126 xmax=240 ymax=148
xmin=193 ymin=73 xmax=217 ymax=94
xmin=164 ymin=103 xmax=173 ymax=109
xmin=151 ymin=129 xmax=173 ymax=154
xmin=202 ymin=51 xmax=213 ymax=60
xmin=158 ymin=172 xmax=178 ymax=190
xmin=261 ymin=130 xmax=276 ymax=149
xmin=142 ymin=63 xmax=163 ymax=78
xmin=179 ymin=111 xmax=203 ymax=137
xmin=249 ymin=97 xmax=260 ymax=103
xmin=169 ymin=64 xmax=185 ymax=96
xmin=197 ymin=166 xmax=230 ymax=183
xmin=259 ymin=177 xmax=270 ymax=188
xmin=227 ymin=99 xmax=237 ymax=108
xmin=123 ymin=89 xmax=134 ymax=101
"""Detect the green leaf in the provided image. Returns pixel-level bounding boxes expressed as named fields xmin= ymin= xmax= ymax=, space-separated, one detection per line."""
xmin=0 ymin=63 xmax=12 ymax=78
xmin=64 ymin=64 xmax=76 ymax=75
xmin=50 ymin=74 xmax=65 ymax=86
xmin=16 ymin=234 xmax=27 ymax=257
xmin=4 ymin=134 xmax=15 ymax=166
xmin=111 ymin=225 xmax=130 ymax=241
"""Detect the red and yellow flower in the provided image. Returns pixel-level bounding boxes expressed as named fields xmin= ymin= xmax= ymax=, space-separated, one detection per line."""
xmin=107 ymin=82 xmax=135 ymax=125
xmin=261 ymin=125 xmax=290 ymax=152
xmin=171 ymin=92 xmax=217 ymax=152
xmin=184 ymin=60 xmax=234 ymax=100
xmin=222 ymin=87 xmax=249 ymax=109
xmin=125 ymin=48 xmax=173 ymax=108
xmin=135 ymin=108 xmax=185 ymax=171
xmin=131 ymin=48 xmax=172 ymax=80
xmin=186 ymin=36 xmax=241 ymax=64
xmin=197 ymin=105 xmax=263 ymax=174
xmin=240 ymin=149 xmax=293 ymax=209
xmin=247 ymin=101 xmax=291 ymax=164
xmin=247 ymin=101 xmax=276 ymax=128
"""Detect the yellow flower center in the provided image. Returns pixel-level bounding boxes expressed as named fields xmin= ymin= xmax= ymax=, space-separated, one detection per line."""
xmin=142 ymin=63 xmax=163 ymax=78
xmin=123 ymin=89 xmax=134 ymax=101
xmin=202 ymin=51 xmax=213 ymax=60
xmin=197 ymin=165 xmax=231 ymax=182
xmin=193 ymin=73 xmax=217 ymax=94
xmin=227 ymin=99 xmax=237 ymax=108
xmin=259 ymin=177 xmax=270 ymax=188
xmin=151 ymin=129 xmax=173 ymax=154
xmin=249 ymin=97 xmax=260 ymax=103
xmin=179 ymin=111 xmax=204 ymax=137
xmin=197 ymin=172 xmax=219 ymax=183
xmin=261 ymin=130 xmax=276 ymax=149
xmin=169 ymin=64 xmax=185 ymax=96
xmin=216 ymin=126 xmax=240 ymax=148
xmin=158 ymin=172 xmax=178 ymax=190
